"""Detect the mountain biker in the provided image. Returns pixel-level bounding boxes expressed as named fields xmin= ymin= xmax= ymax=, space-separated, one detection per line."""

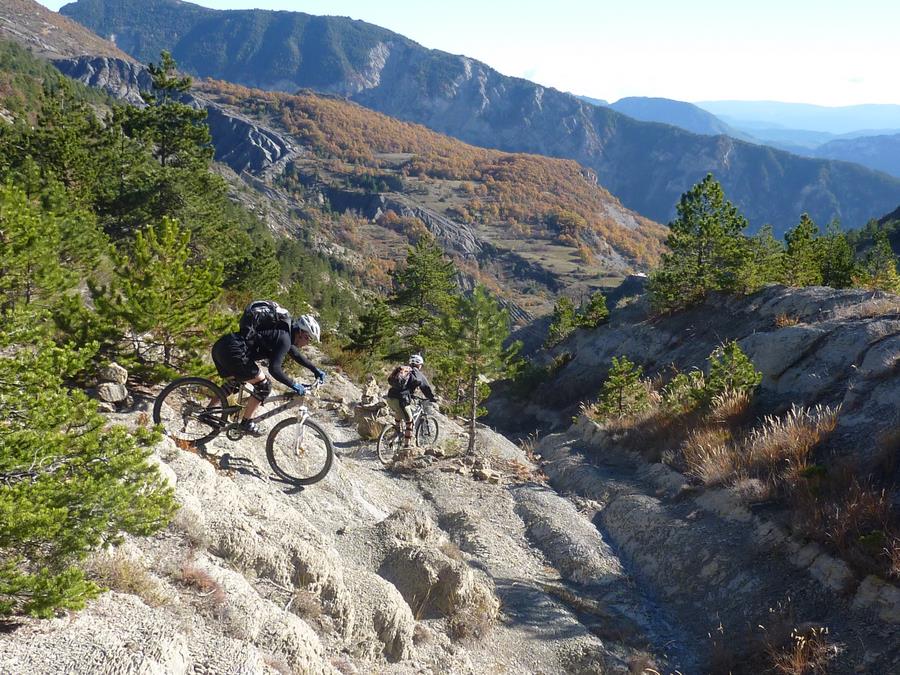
xmin=385 ymin=353 xmax=437 ymax=456
xmin=211 ymin=314 xmax=326 ymax=435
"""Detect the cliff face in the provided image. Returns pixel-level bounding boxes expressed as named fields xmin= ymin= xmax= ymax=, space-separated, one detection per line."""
xmin=53 ymin=56 xmax=297 ymax=176
xmin=53 ymin=55 xmax=150 ymax=105
xmin=60 ymin=0 xmax=900 ymax=233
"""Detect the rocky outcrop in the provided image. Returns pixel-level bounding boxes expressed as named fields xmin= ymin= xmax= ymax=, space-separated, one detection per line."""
xmin=495 ymin=285 xmax=900 ymax=468
xmin=51 ymin=55 xmax=298 ymax=177
xmin=53 ymin=55 xmax=151 ymax=105
xmin=203 ymin=102 xmax=296 ymax=175
xmin=0 ymin=0 xmax=131 ymax=60
xmin=537 ymin=424 xmax=900 ymax=671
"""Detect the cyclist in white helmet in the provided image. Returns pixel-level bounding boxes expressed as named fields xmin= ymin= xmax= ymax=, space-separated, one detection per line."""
xmin=385 ymin=353 xmax=437 ymax=455
xmin=211 ymin=313 xmax=326 ymax=435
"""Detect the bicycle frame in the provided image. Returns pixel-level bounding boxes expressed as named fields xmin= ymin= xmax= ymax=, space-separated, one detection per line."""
xmin=205 ymin=382 xmax=319 ymax=431
xmin=390 ymin=397 xmax=430 ymax=431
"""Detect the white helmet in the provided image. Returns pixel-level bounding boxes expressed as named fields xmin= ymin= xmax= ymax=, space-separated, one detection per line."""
xmin=292 ymin=314 xmax=321 ymax=343
xmin=409 ymin=354 xmax=424 ymax=366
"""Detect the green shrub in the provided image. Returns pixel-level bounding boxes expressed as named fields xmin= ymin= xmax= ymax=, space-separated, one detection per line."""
xmin=662 ymin=369 xmax=706 ymax=413
xmin=595 ymin=356 xmax=651 ymax=421
xmin=705 ymin=340 xmax=762 ymax=402
xmin=0 ymin=310 xmax=177 ymax=618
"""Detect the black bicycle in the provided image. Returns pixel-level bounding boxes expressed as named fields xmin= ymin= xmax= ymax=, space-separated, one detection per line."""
xmin=152 ymin=377 xmax=333 ymax=485
xmin=377 ymin=396 xmax=440 ymax=464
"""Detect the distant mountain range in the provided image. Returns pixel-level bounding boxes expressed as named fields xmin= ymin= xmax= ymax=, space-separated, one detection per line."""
xmin=606 ymin=97 xmax=751 ymax=140
xmin=696 ymin=101 xmax=900 ymax=135
xmin=596 ymin=97 xmax=900 ymax=179
xmin=58 ymin=0 xmax=900 ymax=232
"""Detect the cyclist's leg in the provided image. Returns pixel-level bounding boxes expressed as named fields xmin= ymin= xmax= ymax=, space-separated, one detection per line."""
xmin=241 ymin=372 xmax=268 ymax=421
xmin=385 ymin=397 xmax=413 ymax=456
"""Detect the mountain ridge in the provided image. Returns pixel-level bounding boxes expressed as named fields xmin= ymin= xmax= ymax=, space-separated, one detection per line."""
xmin=59 ymin=0 xmax=900 ymax=234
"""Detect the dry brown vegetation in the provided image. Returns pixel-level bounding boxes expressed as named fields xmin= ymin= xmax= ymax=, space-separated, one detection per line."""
xmin=196 ymin=79 xmax=667 ymax=268
xmin=766 ymin=626 xmax=838 ymax=675
xmin=592 ymin=370 xmax=900 ymax=580
xmin=179 ymin=560 xmax=226 ymax=607
xmin=85 ymin=550 xmax=170 ymax=607
xmin=446 ymin=584 xmax=499 ymax=642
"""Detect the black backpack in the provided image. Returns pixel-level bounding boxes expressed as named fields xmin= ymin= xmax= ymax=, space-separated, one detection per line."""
xmin=239 ymin=300 xmax=291 ymax=344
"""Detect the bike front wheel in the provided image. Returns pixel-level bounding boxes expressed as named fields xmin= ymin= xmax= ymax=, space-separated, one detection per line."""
xmin=416 ymin=415 xmax=440 ymax=447
xmin=153 ymin=377 xmax=227 ymax=446
xmin=377 ymin=423 xmax=403 ymax=465
xmin=266 ymin=418 xmax=334 ymax=485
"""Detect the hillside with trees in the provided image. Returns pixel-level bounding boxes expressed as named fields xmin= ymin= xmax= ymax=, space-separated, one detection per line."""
xmin=61 ymin=0 xmax=900 ymax=233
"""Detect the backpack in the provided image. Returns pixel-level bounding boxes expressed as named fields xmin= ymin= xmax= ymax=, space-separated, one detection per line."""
xmin=239 ymin=300 xmax=291 ymax=344
xmin=387 ymin=364 xmax=413 ymax=390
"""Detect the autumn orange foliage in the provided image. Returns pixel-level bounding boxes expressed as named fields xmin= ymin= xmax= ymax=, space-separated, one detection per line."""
xmin=198 ymin=79 xmax=667 ymax=268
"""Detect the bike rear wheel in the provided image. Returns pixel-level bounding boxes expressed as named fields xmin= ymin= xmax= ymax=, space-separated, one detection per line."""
xmin=377 ymin=423 xmax=403 ymax=465
xmin=266 ymin=418 xmax=334 ymax=485
xmin=416 ymin=415 xmax=440 ymax=447
xmin=153 ymin=377 xmax=227 ymax=446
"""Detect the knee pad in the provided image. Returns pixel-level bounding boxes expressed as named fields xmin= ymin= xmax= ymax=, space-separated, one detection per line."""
xmin=252 ymin=377 xmax=272 ymax=402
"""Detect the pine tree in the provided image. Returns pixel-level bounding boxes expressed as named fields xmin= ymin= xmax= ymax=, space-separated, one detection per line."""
xmin=595 ymin=356 xmax=651 ymax=420
xmin=390 ymin=237 xmax=458 ymax=353
xmin=740 ymin=225 xmax=784 ymax=291
xmin=782 ymin=214 xmax=823 ymax=286
xmin=648 ymin=174 xmax=751 ymax=311
xmin=0 ymin=309 xmax=177 ymax=618
xmin=439 ymin=287 xmax=521 ymax=454
xmin=705 ymin=340 xmax=762 ymax=401
xmin=0 ymin=181 xmax=74 ymax=309
xmin=857 ymin=230 xmax=900 ymax=293
xmin=578 ymin=290 xmax=610 ymax=328
xmin=544 ymin=296 xmax=577 ymax=347
xmin=820 ymin=222 xmax=856 ymax=289
xmin=92 ymin=217 xmax=226 ymax=380
xmin=347 ymin=297 xmax=394 ymax=358
xmin=127 ymin=51 xmax=211 ymax=169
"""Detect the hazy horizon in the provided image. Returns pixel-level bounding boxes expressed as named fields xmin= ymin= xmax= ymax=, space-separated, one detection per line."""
xmin=36 ymin=0 xmax=900 ymax=108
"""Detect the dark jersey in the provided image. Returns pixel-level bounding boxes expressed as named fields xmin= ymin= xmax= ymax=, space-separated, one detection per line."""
xmin=246 ymin=328 xmax=319 ymax=388
xmin=387 ymin=367 xmax=436 ymax=402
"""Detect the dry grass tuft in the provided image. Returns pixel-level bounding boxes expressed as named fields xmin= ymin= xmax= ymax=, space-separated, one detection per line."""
xmin=678 ymin=404 xmax=839 ymax=491
xmin=744 ymin=404 xmax=839 ymax=484
xmin=439 ymin=540 xmax=465 ymax=562
xmin=774 ymin=313 xmax=801 ymax=328
xmin=289 ymin=588 xmax=322 ymax=620
xmin=766 ymin=626 xmax=839 ymax=675
xmin=447 ymin=585 xmax=499 ymax=642
xmin=708 ymin=389 xmax=752 ymax=425
xmin=886 ymin=537 xmax=900 ymax=580
xmin=85 ymin=550 xmax=170 ymax=607
xmin=683 ymin=439 xmax=737 ymax=487
xmin=179 ymin=561 xmax=226 ymax=607
xmin=170 ymin=509 xmax=209 ymax=550
xmin=830 ymin=295 xmax=900 ymax=321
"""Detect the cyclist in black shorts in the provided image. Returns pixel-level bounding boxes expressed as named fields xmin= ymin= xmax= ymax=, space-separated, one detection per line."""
xmin=211 ymin=314 xmax=325 ymax=435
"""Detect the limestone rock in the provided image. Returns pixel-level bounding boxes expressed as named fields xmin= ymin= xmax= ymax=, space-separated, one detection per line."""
xmin=97 ymin=382 xmax=128 ymax=403
xmin=99 ymin=361 xmax=128 ymax=384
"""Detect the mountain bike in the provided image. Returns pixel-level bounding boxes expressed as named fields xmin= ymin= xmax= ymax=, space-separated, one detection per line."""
xmin=377 ymin=396 xmax=440 ymax=464
xmin=152 ymin=377 xmax=333 ymax=485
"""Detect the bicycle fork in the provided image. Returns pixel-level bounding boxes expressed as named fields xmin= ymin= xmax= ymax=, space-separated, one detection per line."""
xmin=291 ymin=406 xmax=311 ymax=456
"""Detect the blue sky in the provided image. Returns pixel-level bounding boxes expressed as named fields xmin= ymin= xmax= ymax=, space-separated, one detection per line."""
xmin=39 ymin=0 xmax=900 ymax=106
